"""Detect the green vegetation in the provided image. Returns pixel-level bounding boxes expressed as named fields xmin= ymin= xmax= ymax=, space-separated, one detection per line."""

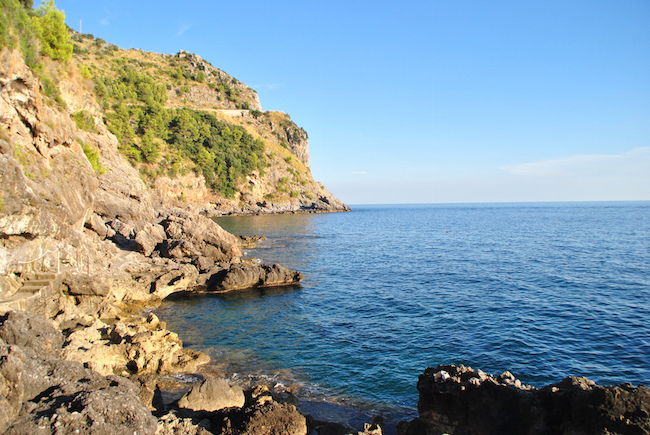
xmin=80 ymin=141 xmax=106 ymax=174
xmin=0 ymin=0 xmax=69 ymax=107
xmin=78 ymin=63 xmax=90 ymax=78
xmin=31 ymin=0 xmax=72 ymax=62
xmin=0 ymin=191 xmax=4 ymax=212
xmin=167 ymin=109 xmax=267 ymax=197
xmin=1 ymin=0 xmax=39 ymax=69
xmin=71 ymin=110 xmax=97 ymax=133
xmin=89 ymin=58 xmax=268 ymax=196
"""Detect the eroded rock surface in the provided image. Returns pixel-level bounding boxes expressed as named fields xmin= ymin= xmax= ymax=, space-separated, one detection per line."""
xmin=178 ymin=378 xmax=246 ymax=413
xmin=207 ymin=262 xmax=303 ymax=292
xmin=399 ymin=364 xmax=650 ymax=435
xmin=0 ymin=311 xmax=157 ymax=434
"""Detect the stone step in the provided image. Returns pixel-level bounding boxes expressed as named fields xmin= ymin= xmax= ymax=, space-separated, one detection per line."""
xmin=25 ymin=279 xmax=52 ymax=287
xmin=20 ymin=283 xmax=50 ymax=293
xmin=0 ymin=292 xmax=40 ymax=315
xmin=35 ymin=272 xmax=57 ymax=280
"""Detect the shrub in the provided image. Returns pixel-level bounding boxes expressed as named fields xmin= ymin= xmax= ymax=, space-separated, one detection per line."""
xmin=80 ymin=141 xmax=105 ymax=174
xmin=71 ymin=110 xmax=97 ymax=133
xmin=32 ymin=0 xmax=72 ymax=62
xmin=78 ymin=63 xmax=91 ymax=78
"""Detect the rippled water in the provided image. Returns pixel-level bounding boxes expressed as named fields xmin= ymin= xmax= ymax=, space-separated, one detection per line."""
xmin=155 ymin=202 xmax=650 ymax=418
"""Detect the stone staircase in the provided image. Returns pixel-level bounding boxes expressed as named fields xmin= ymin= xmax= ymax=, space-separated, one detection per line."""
xmin=0 ymin=272 xmax=57 ymax=315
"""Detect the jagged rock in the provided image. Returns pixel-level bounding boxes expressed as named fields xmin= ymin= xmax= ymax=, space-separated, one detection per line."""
xmin=136 ymin=222 xmax=167 ymax=256
xmin=156 ymin=410 xmax=213 ymax=435
xmin=0 ymin=310 xmax=63 ymax=358
xmin=85 ymin=211 xmax=108 ymax=238
xmin=62 ymin=315 xmax=209 ymax=376
xmin=161 ymin=238 xmax=203 ymax=258
xmin=62 ymin=273 xmax=111 ymax=297
xmin=238 ymin=235 xmax=266 ymax=248
xmin=4 ymin=375 xmax=158 ymax=435
xmin=193 ymin=255 xmax=216 ymax=273
xmin=207 ymin=262 xmax=303 ymax=292
xmin=0 ymin=340 xmax=25 ymax=433
xmin=237 ymin=401 xmax=308 ymax=435
xmin=178 ymin=378 xmax=246 ymax=412
xmin=405 ymin=364 xmax=650 ymax=435
xmin=159 ymin=209 xmax=241 ymax=261
xmin=538 ymin=377 xmax=650 ymax=435
xmin=132 ymin=374 xmax=165 ymax=413
xmin=356 ymin=423 xmax=383 ymax=435
xmin=152 ymin=263 xmax=200 ymax=299
xmin=0 ymin=312 xmax=158 ymax=435
xmin=0 ymin=154 xmax=60 ymax=237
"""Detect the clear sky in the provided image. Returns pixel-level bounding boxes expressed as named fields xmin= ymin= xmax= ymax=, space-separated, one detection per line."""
xmin=54 ymin=0 xmax=650 ymax=204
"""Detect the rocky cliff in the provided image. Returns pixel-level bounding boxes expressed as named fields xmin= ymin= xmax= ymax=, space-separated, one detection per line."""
xmin=0 ymin=1 xmax=352 ymax=431
xmin=69 ymin=34 xmax=349 ymax=215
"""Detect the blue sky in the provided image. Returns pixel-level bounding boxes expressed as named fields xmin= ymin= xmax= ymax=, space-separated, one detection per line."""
xmin=55 ymin=0 xmax=649 ymax=204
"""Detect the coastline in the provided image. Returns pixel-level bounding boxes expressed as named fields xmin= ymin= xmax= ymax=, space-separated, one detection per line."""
xmin=0 ymin=18 xmax=648 ymax=434
xmin=2 ymin=207 xmax=650 ymax=433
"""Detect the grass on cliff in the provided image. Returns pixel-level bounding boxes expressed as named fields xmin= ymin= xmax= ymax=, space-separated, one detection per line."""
xmin=80 ymin=140 xmax=106 ymax=174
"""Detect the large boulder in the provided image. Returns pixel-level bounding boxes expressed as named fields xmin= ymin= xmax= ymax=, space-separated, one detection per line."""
xmin=152 ymin=263 xmax=200 ymax=299
xmin=178 ymin=378 xmax=246 ymax=412
xmin=403 ymin=364 xmax=650 ymax=435
xmin=207 ymin=263 xmax=303 ymax=292
xmin=159 ymin=209 xmax=241 ymax=261
xmin=135 ymin=222 xmax=166 ymax=256
xmin=237 ymin=401 xmax=308 ymax=435
xmin=0 ymin=310 xmax=63 ymax=358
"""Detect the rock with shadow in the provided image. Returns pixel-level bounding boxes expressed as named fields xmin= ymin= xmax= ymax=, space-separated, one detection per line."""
xmin=398 ymin=364 xmax=650 ymax=435
xmin=204 ymin=262 xmax=303 ymax=292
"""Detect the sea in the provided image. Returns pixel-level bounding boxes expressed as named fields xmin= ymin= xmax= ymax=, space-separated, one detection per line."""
xmin=154 ymin=201 xmax=650 ymax=424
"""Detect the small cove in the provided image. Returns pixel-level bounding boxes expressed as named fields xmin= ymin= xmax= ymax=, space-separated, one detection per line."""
xmin=155 ymin=202 xmax=650 ymax=424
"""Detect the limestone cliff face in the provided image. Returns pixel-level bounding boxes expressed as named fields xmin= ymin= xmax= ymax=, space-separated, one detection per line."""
xmin=0 ymin=38 xmax=345 ymax=298
xmin=0 ymin=50 xmax=97 ymax=240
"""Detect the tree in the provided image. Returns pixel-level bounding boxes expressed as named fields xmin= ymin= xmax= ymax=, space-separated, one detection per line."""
xmin=19 ymin=0 xmax=33 ymax=9
xmin=140 ymin=130 xmax=160 ymax=163
xmin=32 ymin=0 xmax=72 ymax=62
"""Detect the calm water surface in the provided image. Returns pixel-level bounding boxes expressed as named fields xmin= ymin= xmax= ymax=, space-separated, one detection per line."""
xmin=155 ymin=202 xmax=650 ymax=418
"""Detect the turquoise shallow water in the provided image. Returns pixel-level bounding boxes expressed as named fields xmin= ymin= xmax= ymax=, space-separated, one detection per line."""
xmin=155 ymin=202 xmax=650 ymax=419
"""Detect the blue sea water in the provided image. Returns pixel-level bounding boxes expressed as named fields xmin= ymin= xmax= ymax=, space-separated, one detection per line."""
xmin=155 ymin=202 xmax=650 ymax=419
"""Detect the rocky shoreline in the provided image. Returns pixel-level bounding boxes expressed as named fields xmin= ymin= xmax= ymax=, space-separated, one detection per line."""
xmin=1 ymin=23 xmax=649 ymax=435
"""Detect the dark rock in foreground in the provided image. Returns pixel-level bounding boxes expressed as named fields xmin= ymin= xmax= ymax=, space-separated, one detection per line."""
xmin=0 ymin=311 xmax=157 ymax=434
xmin=398 ymin=364 xmax=650 ymax=435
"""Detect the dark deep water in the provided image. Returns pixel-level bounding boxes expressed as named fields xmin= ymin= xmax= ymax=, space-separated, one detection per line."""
xmin=155 ymin=202 xmax=650 ymax=421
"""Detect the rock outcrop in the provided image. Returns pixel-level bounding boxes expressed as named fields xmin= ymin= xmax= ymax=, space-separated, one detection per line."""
xmin=398 ymin=364 xmax=650 ymax=435
xmin=0 ymin=311 xmax=157 ymax=434
xmin=205 ymin=262 xmax=303 ymax=293
xmin=178 ymin=378 xmax=246 ymax=413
